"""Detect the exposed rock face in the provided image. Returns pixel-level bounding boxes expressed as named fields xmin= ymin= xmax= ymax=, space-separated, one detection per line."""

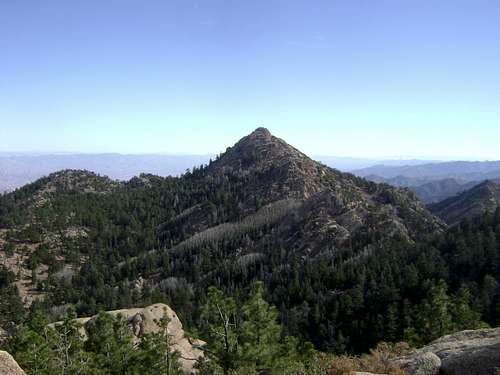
xmin=396 ymin=328 xmax=500 ymax=375
xmin=0 ymin=351 xmax=26 ymax=375
xmin=60 ymin=304 xmax=205 ymax=374
xmin=207 ymin=127 xmax=328 ymax=202
xmin=395 ymin=351 xmax=441 ymax=375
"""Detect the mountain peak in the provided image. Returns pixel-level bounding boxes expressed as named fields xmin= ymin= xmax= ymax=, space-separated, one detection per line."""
xmin=230 ymin=127 xmax=276 ymax=152
xmin=208 ymin=127 xmax=310 ymax=174
xmin=205 ymin=127 xmax=331 ymax=201
xmin=202 ymin=127 xmax=442 ymax=248
xmin=250 ymin=127 xmax=272 ymax=138
xmin=479 ymin=179 xmax=500 ymax=189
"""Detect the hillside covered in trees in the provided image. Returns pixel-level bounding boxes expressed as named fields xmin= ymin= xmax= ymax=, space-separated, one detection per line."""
xmin=0 ymin=129 xmax=499 ymax=373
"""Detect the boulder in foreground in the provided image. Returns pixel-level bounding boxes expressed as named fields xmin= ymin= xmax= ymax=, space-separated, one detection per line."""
xmin=55 ymin=303 xmax=205 ymax=374
xmin=396 ymin=327 xmax=500 ymax=375
xmin=0 ymin=351 xmax=26 ymax=375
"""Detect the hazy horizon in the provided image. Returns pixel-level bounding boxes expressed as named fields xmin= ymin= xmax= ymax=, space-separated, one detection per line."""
xmin=0 ymin=149 xmax=497 ymax=163
xmin=2 ymin=1 xmax=500 ymax=159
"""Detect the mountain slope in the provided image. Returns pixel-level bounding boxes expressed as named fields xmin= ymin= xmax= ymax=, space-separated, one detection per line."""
xmin=0 ymin=170 xmax=120 ymax=305
xmin=177 ymin=128 xmax=443 ymax=252
xmin=360 ymin=174 xmax=490 ymax=204
xmin=412 ymin=178 xmax=480 ymax=204
xmin=0 ymin=128 xmax=449 ymax=353
xmin=207 ymin=127 xmax=327 ymax=200
xmin=0 ymin=129 xmax=444 ymax=297
xmin=429 ymin=180 xmax=500 ymax=225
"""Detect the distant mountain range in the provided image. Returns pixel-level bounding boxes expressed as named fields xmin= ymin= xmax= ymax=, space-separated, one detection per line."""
xmin=412 ymin=179 xmax=480 ymax=205
xmin=429 ymin=180 xmax=500 ymax=225
xmin=0 ymin=152 xmax=443 ymax=193
xmin=354 ymin=161 xmax=500 ymax=181
xmin=0 ymin=153 xmax=213 ymax=193
xmin=2 ymin=152 xmax=500 ymax=209
xmin=315 ymin=156 xmax=443 ymax=171
xmin=353 ymin=161 xmax=500 ymax=204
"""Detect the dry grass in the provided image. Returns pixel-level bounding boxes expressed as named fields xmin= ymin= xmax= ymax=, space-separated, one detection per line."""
xmin=325 ymin=356 xmax=354 ymax=375
xmin=324 ymin=342 xmax=409 ymax=375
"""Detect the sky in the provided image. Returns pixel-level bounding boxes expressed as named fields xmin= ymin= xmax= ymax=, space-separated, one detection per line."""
xmin=1 ymin=0 xmax=499 ymax=159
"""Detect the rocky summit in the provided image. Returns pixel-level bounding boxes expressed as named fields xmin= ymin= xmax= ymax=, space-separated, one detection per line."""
xmin=206 ymin=128 xmax=442 ymax=249
xmin=207 ymin=127 xmax=327 ymax=200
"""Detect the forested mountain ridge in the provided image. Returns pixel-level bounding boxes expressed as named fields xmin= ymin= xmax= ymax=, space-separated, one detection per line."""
xmin=0 ymin=128 xmax=442 ymax=289
xmin=360 ymin=174 xmax=497 ymax=205
xmin=412 ymin=178 xmax=479 ymax=204
xmin=222 ymin=128 xmax=440 ymax=233
xmin=1 ymin=128 xmax=499 ymax=364
xmin=0 ymin=170 xmax=121 ymax=305
xmin=430 ymin=180 xmax=500 ymax=225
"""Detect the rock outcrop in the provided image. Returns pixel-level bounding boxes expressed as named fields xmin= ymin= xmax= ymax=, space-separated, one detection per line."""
xmin=395 ymin=351 xmax=441 ymax=375
xmin=55 ymin=303 xmax=204 ymax=374
xmin=396 ymin=327 xmax=500 ymax=375
xmin=0 ymin=351 xmax=26 ymax=375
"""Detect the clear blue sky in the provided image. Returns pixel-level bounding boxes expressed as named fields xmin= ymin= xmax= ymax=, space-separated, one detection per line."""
xmin=1 ymin=0 xmax=499 ymax=159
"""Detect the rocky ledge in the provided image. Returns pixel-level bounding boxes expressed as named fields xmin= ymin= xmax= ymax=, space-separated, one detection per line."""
xmin=395 ymin=327 xmax=500 ymax=375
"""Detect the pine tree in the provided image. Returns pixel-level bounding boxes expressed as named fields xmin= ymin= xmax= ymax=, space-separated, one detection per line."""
xmin=85 ymin=312 xmax=135 ymax=374
xmin=385 ymin=303 xmax=399 ymax=342
xmin=200 ymin=287 xmax=239 ymax=374
xmin=239 ymin=281 xmax=281 ymax=370
xmin=52 ymin=310 xmax=92 ymax=375
xmin=6 ymin=325 xmax=54 ymax=375
xmin=410 ymin=280 xmax=453 ymax=346
xmin=136 ymin=310 xmax=182 ymax=375
xmin=451 ymin=286 xmax=482 ymax=331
